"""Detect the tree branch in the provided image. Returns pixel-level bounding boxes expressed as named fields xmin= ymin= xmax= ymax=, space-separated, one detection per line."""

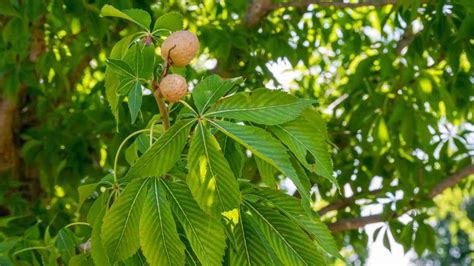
xmin=245 ymin=0 xmax=400 ymax=27
xmin=318 ymin=188 xmax=383 ymax=216
xmin=328 ymin=165 xmax=474 ymax=232
xmin=0 ymin=96 xmax=17 ymax=172
xmin=427 ymin=165 xmax=474 ymax=198
xmin=272 ymin=0 xmax=398 ymax=10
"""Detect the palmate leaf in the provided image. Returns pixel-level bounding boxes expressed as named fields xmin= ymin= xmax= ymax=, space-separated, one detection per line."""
xmin=105 ymin=35 xmax=134 ymax=125
xmin=101 ymin=4 xmax=151 ymax=30
xmin=123 ymin=43 xmax=155 ymax=81
xmin=187 ymin=122 xmax=240 ymax=215
xmin=205 ymin=89 xmax=314 ymax=125
xmin=101 ymin=178 xmax=149 ymax=263
xmin=140 ymin=178 xmax=185 ymax=266
xmin=244 ymin=188 xmax=341 ymax=259
xmin=244 ymin=202 xmax=326 ymax=266
xmin=162 ymin=180 xmax=226 ymax=266
xmin=209 ymin=120 xmax=312 ymax=211
xmin=192 ymin=75 xmax=243 ymax=113
xmin=229 ymin=209 xmax=277 ymax=266
xmin=271 ymin=115 xmax=337 ymax=186
xmin=126 ymin=119 xmax=195 ymax=179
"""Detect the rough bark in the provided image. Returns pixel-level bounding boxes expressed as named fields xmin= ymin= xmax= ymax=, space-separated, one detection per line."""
xmin=0 ymin=97 xmax=17 ymax=173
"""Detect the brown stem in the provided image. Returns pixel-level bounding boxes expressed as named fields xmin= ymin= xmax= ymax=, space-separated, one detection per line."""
xmin=153 ymin=60 xmax=171 ymax=131
xmin=154 ymin=92 xmax=170 ymax=131
xmin=327 ymin=165 xmax=474 ymax=232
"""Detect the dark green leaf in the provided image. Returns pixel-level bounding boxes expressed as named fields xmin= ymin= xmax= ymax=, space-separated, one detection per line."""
xmin=56 ymin=228 xmax=76 ymax=264
xmin=153 ymin=12 xmax=183 ymax=32
xmin=192 ymin=75 xmax=242 ymax=113
xmin=128 ymin=82 xmax=142 ymax=124
xmin=100 ymin=4 xmax=151 ymax=30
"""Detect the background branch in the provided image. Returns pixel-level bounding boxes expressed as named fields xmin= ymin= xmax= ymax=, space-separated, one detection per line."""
xmin=327 ymin=165 xmax=474 ymax=232
xmin=245 ymin=0 xmax=400 ymax=27
xmin=318 ymin=188 xmax=383 ymax=216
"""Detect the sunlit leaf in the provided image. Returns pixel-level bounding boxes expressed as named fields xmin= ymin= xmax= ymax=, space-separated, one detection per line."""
xmin=140 ymin=178 xmax=185 ymax=266
xmin=101 ymin=178 xmax=149 ymax=263
xmin=101 ymin=4 xmax=151 ymax=30
xmin=206 ymin=89 xmax=314 ymax=125
xmin=187 ymin=122 xmax=240 ymax=215
xmin=163 ymin=180 xmax=226 ymax=265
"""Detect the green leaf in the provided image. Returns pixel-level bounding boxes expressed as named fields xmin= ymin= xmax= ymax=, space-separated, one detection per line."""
xmin=153 ymin=12 xmax=183 ymax=32
xmin=245 ymin=202 xmax=325 ymax=266
xmin=124 ymin=43 xmax=155 ymax=80
xmin=106 ymin=59 xmax=135 ymax=79
xmin=255 ymin=157 xmax=276 ymax=187
xmin=140 ymin=178 xmax=185 ymax=266
xmin=125 ymin=142 xmax=139 ymax=165
xmin=373 ymin=226 xmax=383 ymax=242
xmin=210 ymin=120 xmax=311 ymax=211
xmin=187 ymin=122 xmax=241 ymax=215
xmin=192 ymin=75 xmax=242 ymax=113
xmin=101 ymin=178 xmax=149 ymax=263
xmin=117 ymin=78 xmax=136 ymax=96
xmin=229 ymin=210 xmax=276 ymax=265
xmin=270 ymin=116 xmax=337 ymax=187
xmin=383 ymin=230 xmax=391 ymax=252
xmin=105 ymin=35 xmax=134 ymax=125
xmin=162 ymin=180 xmax=226 ymax=266
xmin=69 ymin=253 xmax=94 ymax=266
xmin=244 ymin=188 xmax=340 ymax=259
xmin=56 ymin=228 xmax=76 ymax=264
xmin=126 ymin=119 xmax=195 ymax=179
xmin=128 ymin=82 xmax=142 ymax=124
xmin=456 ymin=15 xmax=474 ymax=41
xmin=223 ymin=137 xmax=246 ymax=179
xmin=121 ymin=251 xmax=148 ymax=266
xmin=206 ymin=89 xmax=314 ymax=125
xmin=399 ymin=221 xmax=413 ymax=253
xmin=0 ymin=0 xmax=20 ymax=17
xmin=90 ymin=194 xmax=112 ymax=266
xmin=100 ymin=4 xmax=151 ymax=30
xmin=414 ymin=223 xmax=428 ymax=256
xmin=77 ymin=183 xmax=97 ymax=207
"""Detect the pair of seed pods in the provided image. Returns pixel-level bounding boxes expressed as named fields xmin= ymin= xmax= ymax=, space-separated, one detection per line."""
xmin=159 ymin=31 xmax=199 ymax=102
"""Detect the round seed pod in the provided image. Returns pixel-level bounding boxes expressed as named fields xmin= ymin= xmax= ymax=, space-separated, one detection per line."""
xmin=160 ymin=30 xmax=199 ymax=67
xmin=159 ymin=74 xmax=188 ymax=102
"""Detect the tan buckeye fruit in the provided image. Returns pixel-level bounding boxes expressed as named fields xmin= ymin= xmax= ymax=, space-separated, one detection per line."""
xmin=159 ymin=74 xmax=188 ymax=102
xmin=160 ymin=30 xmax=199 ymax=67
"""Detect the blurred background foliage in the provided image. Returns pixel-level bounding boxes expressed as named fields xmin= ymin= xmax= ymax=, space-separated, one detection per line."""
xmin=0 ymin=0 xmax=473 ymax=265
